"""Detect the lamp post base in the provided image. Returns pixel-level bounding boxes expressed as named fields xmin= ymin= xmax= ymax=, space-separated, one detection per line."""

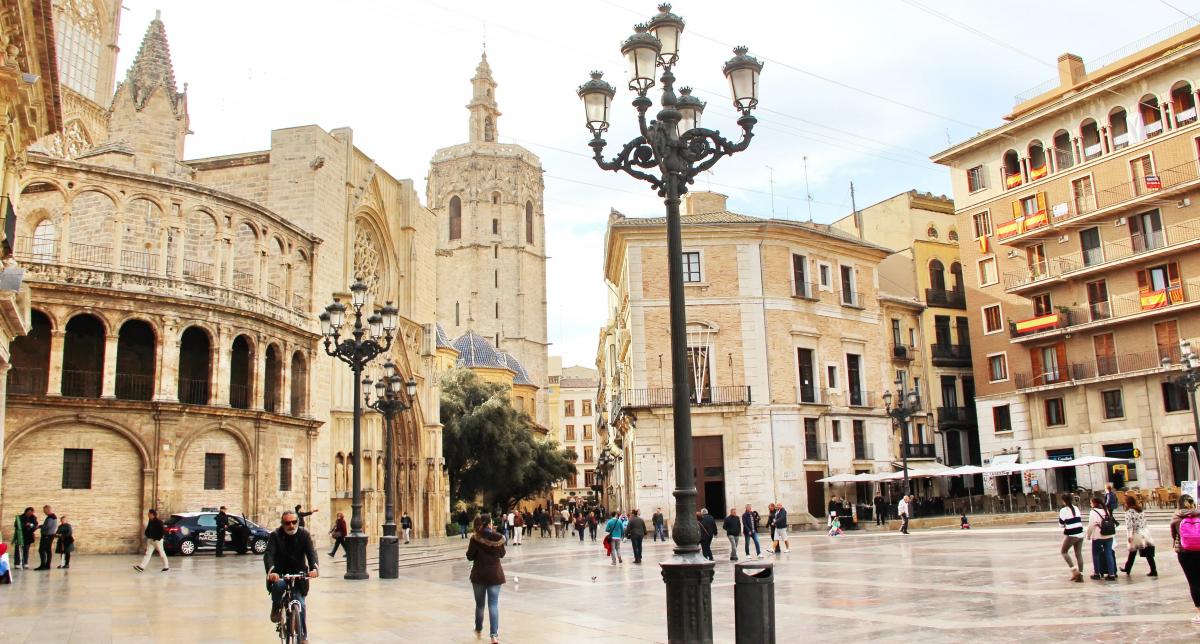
xmin=343 ymin=534 xmax=369 ymax=580
xmin=378 ymin=535 xmax=399 ymax=579
xmin=661 ymin=555 xmax=716 ymax=644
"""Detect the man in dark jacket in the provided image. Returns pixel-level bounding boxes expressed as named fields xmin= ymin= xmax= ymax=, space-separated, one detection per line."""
xmin=216 ymin=506 xmax=229 ymax=557
xmin=400 ymin=512 xmax=413 ymax=544
xmin=652 ymin=508 xmax=666 ymax=541
xmin=741 ymin=505 xmax=762 ymax=559
xmin=294 ymin=504 xmax=317 ymax=529
xmin=17 ymin=507 xmax=37 ymax=569
xmin=34 ymin=505 xmax=57 ymax=570
xmin=134 ymin=509 xmax=169 ymax=572
xmin=699 ymin=509 xmax=718 ymax=561
xmin=626 ymin=509 xmax=647 ymax=564
xmin=771 ymin=503 xmax=791 ymax=554
xmin=874 ymin=494 xmax=887 ymax=526
xmin=767 ymin=503 xmax=777 ymax=548
xmin=458 ymin=510 xmax=471 ymax=538
xmin=265 ymin=510 xmax=319 ymax=640
xmin=723 ymin=508 xmax=742 ymax=562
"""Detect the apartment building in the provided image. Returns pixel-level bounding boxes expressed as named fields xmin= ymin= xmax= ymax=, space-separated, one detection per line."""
xmin=559 ymin=365 xmax=599 ymax=505
xmin=933 ymin=25 xmax=1200 ymax=491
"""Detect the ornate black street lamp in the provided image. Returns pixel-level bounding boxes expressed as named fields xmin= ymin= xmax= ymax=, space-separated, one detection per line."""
xmin=883 ymin=384 xmax=921 ymax=494
xmin=318 ymin=278 xmax=398 ymax=580
xmin=577 ymin=5 xmax=762 ymax=642
xmin=363 ymin=362 xmax=418 ymax=580
xmin=1162 ymin=340 xmax=1200 ymax=456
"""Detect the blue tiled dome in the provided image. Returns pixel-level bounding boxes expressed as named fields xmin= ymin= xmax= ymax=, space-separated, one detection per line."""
xmin=502 ymin=352 xmax=534 ymax=386
xmin=452 ymin=330 xmax=510 ymax=370
xmin=435 ymin=323 xmax=453 ymax=349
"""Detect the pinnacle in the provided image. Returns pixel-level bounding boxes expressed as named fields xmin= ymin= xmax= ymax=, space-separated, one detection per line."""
xmin=125 ymin=13 xmax=182 ymax=110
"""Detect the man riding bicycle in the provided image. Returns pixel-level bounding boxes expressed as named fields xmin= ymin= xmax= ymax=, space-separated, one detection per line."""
xmin=265 ymin=510 xmax=319 ymax=642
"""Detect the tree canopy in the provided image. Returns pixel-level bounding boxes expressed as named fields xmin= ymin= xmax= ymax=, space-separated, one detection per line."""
xmin=441 ymin=369 xmax=577 ymax=510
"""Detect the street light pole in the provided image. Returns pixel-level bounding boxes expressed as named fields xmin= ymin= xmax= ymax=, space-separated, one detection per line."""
xmin=319 ymin=279 xmax=398 ymax=580
xmin=883 ymin=384 xmax=922 ymax=495
xmin=1162 ymin=340 xmax=1200 ymax=457
xmin=577 ymin=6 xmax=763 ymax=642
xmin=364 ymin=362 xmax=418 ymax=579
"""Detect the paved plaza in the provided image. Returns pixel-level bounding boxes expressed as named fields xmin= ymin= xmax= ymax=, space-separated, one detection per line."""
xmin=1 ymin=524 xmax=1196 ymax=643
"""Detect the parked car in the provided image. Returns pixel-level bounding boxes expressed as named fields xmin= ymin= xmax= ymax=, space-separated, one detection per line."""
xmin=163 ymin=511 xmax=270 ymax=556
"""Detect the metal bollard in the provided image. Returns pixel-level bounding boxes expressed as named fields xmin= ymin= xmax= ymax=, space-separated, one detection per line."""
xmin=734 ymin=561 xmax=775 ymax=644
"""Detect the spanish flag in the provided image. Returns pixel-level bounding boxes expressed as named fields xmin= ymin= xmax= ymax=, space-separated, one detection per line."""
xmin=978 ymin=236 xmax=989 ymax=253
xmin=1140 ymin=290 xmax=1168 ymax=310
xmin=1014 ymin=313 xmax=1060 ymax=335
xmin=1030 ymin=165 xmax=1048 ymax=181
xmin=1024 ymin=211 xmax=1049 ymax=230
xmin=1005 ymin=173 xmax=1023 ymax=189
xmin=996 ymin=218 xmax=1024 ymax=240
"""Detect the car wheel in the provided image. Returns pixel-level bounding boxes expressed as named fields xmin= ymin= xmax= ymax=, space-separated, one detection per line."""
xmin=180 ymin=539 xmax=197 ymax=556
xmin=253 ymin=538 xmax=268 ymax=554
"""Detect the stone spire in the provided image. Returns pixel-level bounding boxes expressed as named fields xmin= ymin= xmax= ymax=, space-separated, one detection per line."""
xmin=467 ymin=52 xmax=501 ymax=143
xmin=125 ymin=10 xmax=184 ymax=111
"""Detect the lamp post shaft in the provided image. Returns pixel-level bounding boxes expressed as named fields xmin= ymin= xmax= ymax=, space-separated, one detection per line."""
xmin=346 ymin=343 xmax=368 ymax=580
xmin=900 ymin=418 xmax=911 ymax=494
xmin=379 ymin=405 xmax=399 ymax=579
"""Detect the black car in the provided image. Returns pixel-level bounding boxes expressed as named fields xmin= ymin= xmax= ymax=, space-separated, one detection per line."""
xmin=163 ymin=511 xmax=270 ymax=556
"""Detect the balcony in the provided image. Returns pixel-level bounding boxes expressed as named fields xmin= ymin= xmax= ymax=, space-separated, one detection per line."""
xmin=1013 ymin=348 xmax=1171 ymax=393
xmin=903 ymin=443 xmax=937 ymax=459
xmin=6 ymin=367 xmax=47 ymax=395
xmin=853 ymin=443 xmax=875 ymax=461
xmin=924 ymin=287 xmax=966 ymax=309
xmin=805 ymin=442 xmax=828 ymax=461
xmin=840 ymin=290 xmax=866 ymax=309
xmin=930 ymin=342 xmax=972 ymax=367
xmin=937 ymin=406 xmax=977 ymax=428
xmin=115 ymin=372 xmax=154 ymax=401
xmin=1012 ymin=278 xmax=1200 ymax=343
xmin=993 ymin=159 xmax=1200 ymax=245
xmin=61 ymin=369 xmax=101 ymax=398
xmin=620 ymin=386 xmax=752 ymax=409
xmin=846 ymin=389 xmax=875 ymax=408
xmin=1003 ymin=215 xmax=1200 ymax=294
xmin=891 ymin=344 xmax=915 ymax=362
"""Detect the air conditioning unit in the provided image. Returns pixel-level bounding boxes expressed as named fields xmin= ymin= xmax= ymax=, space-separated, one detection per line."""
xmin=1115 ymin=217 xmax=1126 ymax=227
xmin=1057 ymin=235 xmax=1069 ymax=244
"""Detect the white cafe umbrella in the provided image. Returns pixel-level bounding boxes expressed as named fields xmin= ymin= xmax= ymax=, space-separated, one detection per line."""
xmin=1066 ymin=455 xmax=1127 ymax=493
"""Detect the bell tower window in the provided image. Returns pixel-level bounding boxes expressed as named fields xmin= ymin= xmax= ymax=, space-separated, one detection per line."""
xmin=449 ymin=196 xmax=462 ymax=240
xmin=55 ymin=0 xmax=104 ymax=102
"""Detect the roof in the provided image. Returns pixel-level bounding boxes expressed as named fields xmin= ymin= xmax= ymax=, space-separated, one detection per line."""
xmin=502 ymin=351 xmax=534 ymax=386
xmin=610 ymin=209 xmax=895 ymax=254
xmin=559 ymin=377 xmax=598 ymax=389
xmin=452 ymin=330 xmax=511 ymax=371
xmin=434 ymin=323 xmax=453 ymax=349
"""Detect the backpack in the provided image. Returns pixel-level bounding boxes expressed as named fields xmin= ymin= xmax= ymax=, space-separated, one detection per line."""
xmin=1097 ymin=508 xmax=1118 ymax=537
xmin=1180 ymin=516 xmax=1200 ymax=551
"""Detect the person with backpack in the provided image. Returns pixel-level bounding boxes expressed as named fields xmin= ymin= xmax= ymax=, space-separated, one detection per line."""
xmin=604 ymin=511 xmax=624 ymax=565
xmin=1171 ymin=494 xmax=1200 ymax=624
xmin=1120 ymin=495 xmax=1156 ymax=577
xmin=1058 ymin=493 xmax=1085 ymax=583
xmin=1086 ymin=495 xmax=1118 ymax=581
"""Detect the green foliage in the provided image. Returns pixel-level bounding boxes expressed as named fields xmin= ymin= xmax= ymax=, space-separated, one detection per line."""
xmin=442 ymin=369 xmax=578 ymax=511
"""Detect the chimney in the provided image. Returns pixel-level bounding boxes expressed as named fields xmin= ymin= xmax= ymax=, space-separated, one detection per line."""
xmin=683 ymin=191 xmax=729 ymax=216
xmin=1057 ymin=53 xmax=1086 ymax=88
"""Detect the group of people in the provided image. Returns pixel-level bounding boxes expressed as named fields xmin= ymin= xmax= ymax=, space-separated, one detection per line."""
xmin=6 ymin=505 xmax=73 ymax=574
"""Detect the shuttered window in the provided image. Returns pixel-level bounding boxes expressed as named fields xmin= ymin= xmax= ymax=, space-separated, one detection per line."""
xmin=204 ymin=453 xmax=225 ymax=490
xmin=62 ymin=448 xmax=93 ymax=489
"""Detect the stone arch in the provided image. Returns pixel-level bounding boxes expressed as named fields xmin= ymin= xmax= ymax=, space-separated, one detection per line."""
xmin=16 ymin=180 xmax=66 ymax=235
xmin=230 ymin=333 xmax=255 ymax=409
xmin=264 ymin=342 xmax=283 ymax=413
xmin=232 ymin=220 xmax=259 ymax=291
xmin=291 ymin=248 xmax=311 ymax=310
xmin=115 ymin=317 xmax=157 ymax=401
xmin=67 ymin=189 xmax=117 ymax=265
xmin=174 ymin=423 xmax=253 ymax=513
xmin=178 ymin=325 xmax=213 ymax=405
xmin=8 ymin=309 xmax=53 ymax=395
xmin=62 ymin=312 xmax=107 ymax=397
xmin=353 ymin=212 xmax=393 ymax=303
xmin=183 ymin=208 xmax=220 ymax=282
xmin=266 ymin=236 xmax=287 ymax=302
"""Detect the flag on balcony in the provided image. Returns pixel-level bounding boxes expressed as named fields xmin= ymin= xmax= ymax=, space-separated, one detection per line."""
xmin=1014 ymin=312 xmax=1060 ymax=335
xmin=996 ymin=218 xmax=1024 ymax=240
xmin=1145 ymin=175 xmax=1162 ymax=190
xmin=1030 ymin=165 xmax=1048 ymax=181
xmin=978 ymin=235 xmax=989 ymax=253
xmin=1024 ymin=211 xmax=1048 ymax=230
xmin=1005 ymin=172 xmax=1023 ymax=189
xmin=1140 ymin=290 xmax=1168 ymax=310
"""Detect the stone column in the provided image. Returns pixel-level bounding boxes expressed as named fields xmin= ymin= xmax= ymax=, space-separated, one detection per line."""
xmin=252 ymin=334 xmax=266 ymax=410
xmin=156 ymin=322 xmax=180 ymax=402
xmin=57 ymin=210 xmax=71 ymax=264
xmin=101 ymin=332 xmax=119 ymax=398
xmin=158 ymin=225 xmax=170 ymax=277
xmin=281 ymin=341 xmax=293 ymax=415
xmin=46 ymin=329 xmax=65 ymax=395
xmin=222 ymin=237 xmax=233 ymax=287
xmin=214 ymin=326 xmax=231 ymax=406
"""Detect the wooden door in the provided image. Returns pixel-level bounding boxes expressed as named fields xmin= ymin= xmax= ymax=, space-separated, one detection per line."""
xmin=806 ymin=470 xmax=825 ymax=520
xmin=693 ymin=436 xmax=724 ymax=515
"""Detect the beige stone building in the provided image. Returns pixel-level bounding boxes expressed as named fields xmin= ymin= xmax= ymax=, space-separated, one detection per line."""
xmin=557 ymin=365 xmax=598 ymax=504
xmin=596 ymin=191 xmax=897 ymax=523
xmin=0 ymin=6 xmax=448 ymax=552
xmin=933 ymin=25 xmax=1200 ymax=491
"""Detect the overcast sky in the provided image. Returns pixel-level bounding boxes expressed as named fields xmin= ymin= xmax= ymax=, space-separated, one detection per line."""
xmin=113 ymin=1 xmax=1198 ymax=368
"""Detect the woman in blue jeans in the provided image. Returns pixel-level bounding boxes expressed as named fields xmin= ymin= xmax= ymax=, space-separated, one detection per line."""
xmin=466 ymin=514 xmax=506 ymax=643
xmin=1087 ymin=496 xmax=1118 ymax=580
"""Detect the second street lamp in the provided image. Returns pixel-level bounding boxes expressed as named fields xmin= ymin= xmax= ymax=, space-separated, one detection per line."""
xmin=577 ymin=4 xmax=763 ymax=642
xmin=363 ymin=362 xmax=418 ymax=580
xmin=883 ymin=384 xmax=922 ymax=495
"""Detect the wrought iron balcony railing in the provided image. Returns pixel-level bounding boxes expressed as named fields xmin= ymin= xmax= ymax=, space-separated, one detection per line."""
xmin=621 ymin=386 xmax=752 ymax=409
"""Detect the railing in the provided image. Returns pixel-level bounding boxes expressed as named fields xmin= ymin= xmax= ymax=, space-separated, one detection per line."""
xmin=853 ymin=443 xmax=874 ymax=461
xmin=931 ymin=342 xmax=972 ymax=366
xmin=805 ymin=442 xmax=828 ymax=461
xmin=1112 ymin=133 xmax=1130 ymax=149
xmin=232 ymin=270 xmax=255 ymax=292
xmin=1015 ymin=279 xmax=1200 ymax=339
xmin=266 ymin=282 xmax=281 ymax=302
xmin=904 ymin=443 xmax=937 ymax=459
xmin=937 ymin=406 xmax=977 ymax=427
xmin=229 ymin=383 xmax=250 ymax=409
xmin=6 ymin=367 xmax=47 ymax=395
xmin=178 ymin=378 xmax=211 ymax=405
xmin=291 ymin=293 xmax=308 ymax=313
xmin=793 ymin=280 xmax=820 ymax=301
xmin=1146 ymin=119 xmax=1164 ymax=137
xmin=115 ymin=372 xmax=155 ymax=401
xmin=892 ymin=344 xmax=915 ymax=361
xmin=1083 ymin=142 xmax=1103 ymax=160
xmin=183 ymin=258 xmax=214 ymax=283
xmin=841 ymin=290 xmax=865 ymax=309
xmin=10 ymin=235 xmax=58 ymax=262
xmin=1178 ymin=107 xmax=1198 ymax=127
xmin=120 ymin=249 xmax=157 ymax=274
xmin=69 ymin=242 xmax=111 ymax=267
xmin=61 ymin=369 xmax=101 ymax=398
xmin=847 ymin=389 xmax=874 ymax=408
xmin=925 ymin=287 xmax=966 ymax=309
xmin=621 ymin=386 xmax=752 ymax=408
xmin=1014 ymin=348 xmax=1173 ymax=390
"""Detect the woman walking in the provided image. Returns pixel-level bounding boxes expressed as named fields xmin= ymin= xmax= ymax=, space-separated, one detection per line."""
xmin=605 ymin=511 xmax=625 ymax=565
xmin=328 ymin=512 xmax=348 ymax=557
xmin=1086 ymin=496 xmax=1117 ymax=581
xmin=466 ymin=514 xmax=506 ymax=643
xmin=574 ymin=513 xmax=587 ymax=542
xmin=1058 ymin=493 xmax=1085 ymax=582
xmin=54 ymin=516 xmax=75 ymax=569
xmin=1171 ymin=494 xmax=1200 ymax=624
xmin=1120 ymin=495 xmax=1156 ymax=576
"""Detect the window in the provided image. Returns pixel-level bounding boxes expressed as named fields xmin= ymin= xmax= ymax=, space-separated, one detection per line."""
xmin=967 ymin=165 xmax=987 ymax=192
xmin=1087 ymin=280 xmax=1110 ymax=321
xmin=831 ymin=420 xmax=842 ymax=443
xmin=455 ymin=302 xmax=460 ymax=326
xmin=840 ymin=265 xmax=857 ymax=306
xmin=972 ymin=211 xmax=992 ymax=239
xmin=1155 ymin=320 xmax=1181 ymax=362
xmin=568 ymin=472 xmax=578 ymax=488
xmin=846 ymin=353 xmax=864 ymax=406
xmin=449 ymin=196 xmax=462 ymax=240
xmin=566 ymin=424 xmax=575 ymax=440
xmin=1101 ymin=390 xmax=1124 ymax=419
xmin=987 ymin=353 xmax=1008 ymax=382
xmin=1027 ymin=244 xmax=1048 ymax=279
xmin=852 ymin=420 xmax=866 ymax=459
xmin=492 ymin=218 xmax=499 ymax=234
xmin=526 ymin=201 xmax=535 ymax=244
xmin=494 ymin=270 xmax=498 ymax=288
xmin=1019 ymin=194 xmax=1043 ymax=216
xmin=826 ymin=365 xmax=838 ymax=393
xmin=682 ymin=251 xmax=701 ymax=283
xmin=585 ymin=469 xmax=595 ymax=487
xmin=62 ymin=448 xmax=92 ymax=489
xmin=818 ymin=263 xmax=832 ymax=289
xmin=1031 ymin=292 xmax=1053 ymax=317
xmin=1164 ymin=381 xmax=1191 ymax=412
xmin=1072 ymin=176 xmax=1096 ymax=214
xmin=1130 ymin=155 xmax=1155 ymax=196
xmin=584 ymin=445 xmax=594 ymax=461
xmin=948 ymin=229 xmax=959 ymax=242
xmin=891 ymin=319 xmax=903 ymax=346
xmin=495 ymin=302 xmax=499 ymax=318
xmin=279 ymin=458 xmax=292 ymax=491
xmin=992 ymin=405 xmax=1012 ymax=433
xmin=204 ymin=453 xmax=226 ymax=490
xmin=1033 ymin=343 xmax=1064 ymax=384
xmin=803 ymin=417 xmax=820 ymax=454
xmin=797 ymin=348 xmax=816 ymax=403
xmin=977 ymin=257 xmax=998 ymax=286
xmin=564 ymin=400 xmax=575 ymax=416
xmin=32 ymin=220 xmax=56 ymax=260
xmin=1080 ymin=227 xmax=1102 ymax=266
xmin=1130 ymin=210 xmax=1164 ymax=252
xmin=1044 ymin=397 xmax=1066 ymax=426
xmin=983 ymin=304 xmax=1003 ymax=334
xmin=1094 ymin=333 xmax=1117 ymax=376
xmin=583 ymin=424 xmax=593 ymax=440
xmin=55 ymin=12 xmax=103 ymax=101
xmin=583 ymin=400 xmax=592 ymax=416
xmin=792 ymin=254 xmax=810 ymax=297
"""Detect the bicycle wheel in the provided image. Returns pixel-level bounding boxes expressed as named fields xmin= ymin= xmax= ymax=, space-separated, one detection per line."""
xmin=285 ymin=602 xmax=302 ymax=644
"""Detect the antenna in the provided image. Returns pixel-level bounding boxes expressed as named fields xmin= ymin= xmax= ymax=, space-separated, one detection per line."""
xmin=850 ymin=181 xmax=863 ymax=239
xmin=766 ymin=166 xmax=776 ymax=217
xmin=945 ymin=128 xmax=952 ymax=146
xmin=803 ymin=156 xmax=814 ymax=222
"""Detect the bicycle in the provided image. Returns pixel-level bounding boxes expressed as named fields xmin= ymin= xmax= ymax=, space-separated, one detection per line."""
xmin=274 ymin=573 xmax=309 ymax=643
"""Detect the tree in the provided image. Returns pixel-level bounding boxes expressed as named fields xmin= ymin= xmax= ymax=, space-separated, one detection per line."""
xmin=442 ymin=369 xmax=577 ymax=510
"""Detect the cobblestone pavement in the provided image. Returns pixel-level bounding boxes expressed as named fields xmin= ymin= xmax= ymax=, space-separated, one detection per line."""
xmin=1 ymin=525 xmax=1196 ymax=642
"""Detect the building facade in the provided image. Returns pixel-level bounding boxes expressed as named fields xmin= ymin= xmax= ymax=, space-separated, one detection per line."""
xmin=934 ymin=26 xmax=1200 ymax=491
xmin=596 ymin=191 xmax=896 ymax=524
xmin=558 ymin=365 xmax=598 ymax=504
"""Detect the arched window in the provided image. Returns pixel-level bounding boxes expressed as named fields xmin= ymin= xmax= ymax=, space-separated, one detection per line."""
xmin=948 ymin=228 xmax=959 ymax=242
xmin=32 ymin=219 xmax=56 ymax=260
xmin=525 ymin=201 xmax=534 ymax=244
xmin=455 ymin=301 xmax=460 ymax=326
xmin=950 ymin=262 xmax=964 ymax=293
xmin=1027 ymin=140 xmax=1047 ymax=180
xmin=54 ymin=0 xmax=103 ymax=101
xmin=492 ymin=192 xmax=501 ymax=205
xmin=1109 ymin=107 xmax=1129 ymax=150
xmin=264 ymin=344 xmax=282 ymax=413
xmin=63 ymin=314 xmax=105 ymax=397
xmin=179 ymin=326 xmax=212 ymax=404
xmin=1080 ymin=119 xmax=1101 ymax=160
xmin=1139 ymin=94 xmax=1163 ymax=137
xmin=1052 ymin=129 xmax=1074 ymax=170
xmin=290 ymin=351 xmax=308 ymax=416
xmin=928 ymin=259 xmax=946 ymax=292
xmin=1002 ymin=149 xmax=1021 ymax=188
xmin=449 ymin=196 xmax=462 ymax=240
xmin=1172 ymin=81 xmax=1196 ymax=127
xmin=927 ymin=225 xmax=938 ymax=239
xmin=8 ymin=310 xmax=51 ymax=395
xmin=115 ymin=319 xmax=156 ymax=401
xmin=230 ymin=335 xmax=253 ymax=409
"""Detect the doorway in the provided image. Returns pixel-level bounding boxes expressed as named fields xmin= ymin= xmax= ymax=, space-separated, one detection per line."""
xmin=806 ymin=470 xmax=825 ymax=519
xmin=693 ymin=436 xmax=725 ymax=515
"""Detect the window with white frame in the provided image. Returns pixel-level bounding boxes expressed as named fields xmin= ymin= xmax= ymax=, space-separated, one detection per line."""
xmin=967 ymin=166 xmax=987 ymax=193
xmin=987 ymin=353 xmax=1008 ymax=382
xmin=682 ymin=251 xmax=702 ymax=283
xmin=982 ymin=303 xmax=1003 ymax=334
xmin=972 ymin=211 xmax=992 ymax=239
xmin=977 ymin=257 xmax=998 ymax=286
xmin=818 ymin=262 xmax=832 ymax=290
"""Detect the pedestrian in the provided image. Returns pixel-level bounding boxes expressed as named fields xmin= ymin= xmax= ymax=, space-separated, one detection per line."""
xmin=651 ymin=507 xmax=666 ymax=542
xmin=12 ymin=507 xmax=35 ymax=570
xmin=504 ymin=510 xmax=515 ymax=541
xmin=574 ymin=513 xmax=586 ymax=542
xmin=874 ymin=493 xmax=886 ymax=526
xmin=34 ymin=505 xmax=56 ymax=570
xmin=1170 ymin=494 xmax=1200 ymax=624
xmin=627 ymin=509 xmax=646 ymax=564
xmin=1058 ymin=493 xmax=1085 ymax=583
xmin=960 ymin=513 xmax=971 ymax=530
xmin=771 ymin=503 xmax=791 ymax=553
xmin=466 ymin=514 xmax=506 ymax=644
xmin=328 ymin=512 xmax=348 ymax=557
xmin=1120 ymin=494 xmax=1156 ymax=577
xmin=604 ymin=511 xmax=625 ymax=565
xmin=560 ymin=507 xmax=570 ymax=538
xmin=458 ymin=509 xmax=471 ymax=539
xmin=1086 ymin=495 xmax=1118 ymax=581
xmin=767 ymin=503 xmax=777 ymax=546
xmin=588 ymin=511 xmax=598 ymax=542
xmin=741 ymin=505 xmax=762 ymax=559
xmin=512 ymin=511 xmax=523 ymax=545
xmin=1103 ymin=483 xmax=1118 ymax=513
xmin=723 ymin=508 xmax=742 ymax=561
xmin=400 ymin=511 xmax=413 ymax=544
xmin=54 ymin=516 xmax=74 ymax=569
xmin=294 ymin=504 xmax=318 ymax=529
xmin=0 ymin=543 xmax=10 ymax=584
xmin=134 ymin=508 xmax=169 ymax=573
xmin=897 ymin=495 xmax=911 ymax=535
xmin=216 ymin=506 xmax=229 ymax=557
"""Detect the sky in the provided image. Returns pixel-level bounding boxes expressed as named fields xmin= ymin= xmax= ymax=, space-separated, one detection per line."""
xmin=110 ymin=0 xmax=1200 ymax=368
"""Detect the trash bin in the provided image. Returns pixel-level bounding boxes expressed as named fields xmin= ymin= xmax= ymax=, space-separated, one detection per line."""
xmin=734 ymin=562 xmax=775 ymax=644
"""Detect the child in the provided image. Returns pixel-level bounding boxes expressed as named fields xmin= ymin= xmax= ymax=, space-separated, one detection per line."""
xmin=0 ymin=543 xmax=11 ymax=583
xmin=960 ymin=513 xmax=971 ymax=530
xmin=827 ymin=515 xmax=843 ymax=537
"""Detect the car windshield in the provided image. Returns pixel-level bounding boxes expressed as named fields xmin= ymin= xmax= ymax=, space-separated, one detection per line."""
xmin=165 ymin=515 xmax=184 ymax=525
